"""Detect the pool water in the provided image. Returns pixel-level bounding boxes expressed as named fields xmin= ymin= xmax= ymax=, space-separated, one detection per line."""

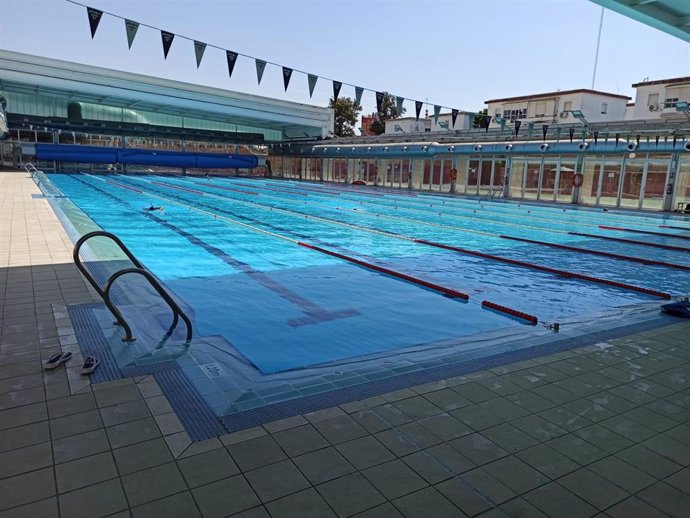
xmin=47 ymin=173 xmax=690 ymax=415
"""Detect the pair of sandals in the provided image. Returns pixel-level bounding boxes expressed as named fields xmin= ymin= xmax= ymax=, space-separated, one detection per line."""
xmin=43 ymin=352 xmax=100 ymax=375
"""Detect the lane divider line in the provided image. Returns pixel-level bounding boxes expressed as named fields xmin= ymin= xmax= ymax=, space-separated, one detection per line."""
xmin=193 ymin=182 xmax=259 ymax=196
xmin=413 ymin=238 xmax=671 ymax=300
xmin=499 ymin=235 xmax=690 ymax=272
xmin=660 ymin=224 xmax=690 ymax=231
xmin=481 ymin=301 xmax=538 ymax=325
xmin=599 ymin=225 xmax=690 ymax=241
xmin=569 ymin=232 xmax=690 ymax=253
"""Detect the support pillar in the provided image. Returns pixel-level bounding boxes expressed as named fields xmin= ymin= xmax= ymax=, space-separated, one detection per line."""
xmin=571 ymin=154 xmax=585 ymax=204
xmin=410 ymin=158 xmax=424 ymax=191
xmin=502 ymin=156 xmax=513 ymax=198
xmin=663 ymin=153 xmax=681 ymax=211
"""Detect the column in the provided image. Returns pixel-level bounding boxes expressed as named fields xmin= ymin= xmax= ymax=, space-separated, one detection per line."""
xmin=664 ymin=153 xmax=681 ymax=211
xmin=571 ymin=154 xmax=585 ymax=204
xmin=410 ymin=158 xmax=424 ymax=191
xmin=502 ymin=156 xmax=513 ymax=198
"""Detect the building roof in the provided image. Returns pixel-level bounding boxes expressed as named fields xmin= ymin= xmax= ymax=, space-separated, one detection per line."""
xmin=632 ymin=76 xmax=690 ymax=88
xmin=589 ymin=1 xmax=690 ymax=43
xmin=485 ymin=89 xmax=631 ymax=104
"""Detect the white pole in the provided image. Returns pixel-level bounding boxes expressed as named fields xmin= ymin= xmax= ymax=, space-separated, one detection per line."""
xmin=591 ymin=7 xmax=605 ymax=89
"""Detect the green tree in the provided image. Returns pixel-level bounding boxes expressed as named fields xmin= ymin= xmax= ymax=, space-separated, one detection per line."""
xmin=329 ymin=97 xmax=362 ymax=137
xmin=369 ymin=93 xmax=406 ymax=135
xmin=473 ymin=108 xmax=489 ymax=129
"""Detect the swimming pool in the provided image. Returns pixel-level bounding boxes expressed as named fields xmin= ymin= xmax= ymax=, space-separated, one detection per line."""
xmin=46 ymin=172 xmax=690 ymax=420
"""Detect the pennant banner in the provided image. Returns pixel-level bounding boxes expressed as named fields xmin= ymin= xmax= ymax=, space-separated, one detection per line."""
xmin=615 ymin=133 xmax=621 ymax=145
xmin=87 ymin=7 xmax=103 ymax=39
xmin=433 ymin=105 xmax=441 ymax=125
xmin=415 ymin=101 xmax=423 ymax=121
xmin=514 ymin=120 xmax=522 ymax=137
xmin=396 ymin=97 xmax=405 ymax=116
xmin=593 ymin=131 xmax=599 ymax=145
xmin=451 ymin=109 xmax=459 ymax=128
xmin=226 ymin=51 xmax=238 ymax=77
xmin=194 ymin=41 xmax=206 ymax=68
xmin=375 ymin=92 xmax=385 ymax=115
xmin=655 ymin=135 xmax=660 ymax=147
xmin=568 ymin=127 xmax=575 ymax=142
xmin=333 ymin=81 xmax=342 ymax=102
xmin=542 ymin=125 xmax=549 ymax=140
xmin=485 ymin=115 xmax=492 ymax=133
xmin=124 ymin=19 xmax=139 ymax=49
xmin=355 ymin=87 xmax=364 ymax=107
xmin=161 ymin=31 xmax=175 ymax=59
xmin=307 ymin=74 xmax=318 ymax=98
xmin=255 ymin=59 xmax=266 ymax=84
xmin=282 ymin=67 xmax=293 ymax=91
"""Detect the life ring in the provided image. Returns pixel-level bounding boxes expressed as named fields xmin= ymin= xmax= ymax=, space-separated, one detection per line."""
xmin=450 ymin=168 xmax=458 ymax=181
xmin=572 ymin=173 xmax=584 ymax=188
xmin=352 ymin=180 xmax=367 ymax=186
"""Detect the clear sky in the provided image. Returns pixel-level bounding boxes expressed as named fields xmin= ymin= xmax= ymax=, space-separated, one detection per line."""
xmin=2 ymin=0 xmax=689 ymax=119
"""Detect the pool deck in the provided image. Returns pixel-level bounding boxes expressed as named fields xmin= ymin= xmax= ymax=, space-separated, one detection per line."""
xmin=1 ymin=170 xmax=688 ymax=518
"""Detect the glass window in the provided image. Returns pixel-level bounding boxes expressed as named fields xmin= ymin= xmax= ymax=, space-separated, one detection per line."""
xmin=563 ymin=101 xmax=572 ymax=112
xmin=648 ymin=93 xmax=659 ymax=107
xmin=664 ymin=98 xmax=679 ymax=108
xmin=601 ymin=102 xmax=608 ymax=114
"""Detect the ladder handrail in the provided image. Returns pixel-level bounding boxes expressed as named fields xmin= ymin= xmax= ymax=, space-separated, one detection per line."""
xmin=73 ymin=230 xmax=192 ymax=344
xmin=104 ymin=268 xmax=193 ymax=345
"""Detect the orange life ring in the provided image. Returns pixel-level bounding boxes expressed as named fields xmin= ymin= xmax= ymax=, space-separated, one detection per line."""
xmin=572 ymin=173 xmax=584 ymax=188
xmin=450 ymin=168 xmax=458 ymax=181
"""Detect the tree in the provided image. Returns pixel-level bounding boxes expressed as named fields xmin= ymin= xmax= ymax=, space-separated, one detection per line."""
xmin=329 ymin=97 xmax=361 ymax=137
xmin=369 ymin=93 xmax=406 ymax=135
xmin=473 ymin=108 xmax=489 ymax=129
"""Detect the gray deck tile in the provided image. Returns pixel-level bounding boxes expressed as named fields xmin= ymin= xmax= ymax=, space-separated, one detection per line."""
xmin=374 ymin=422 xmax=442 ymax=456
xmin=638 ymin=482 xmax=690 ymax=518
xmin=498 ymin=497 xmax=549 ymax=518
xmin=46 ymin=393 xmax=96 ymax=419
xmin=244 ymin=459 xmax=310 ymax=502
xmin=0 ymin=402 xmax=47 ymax=431
xmin=0 ymin=497 xmax=58 ymax=518
xmin=505 ymin=390 xmax=555 ymax=413
xmin=606 ymin=496 xmax=671 ymax=518
xmin=293 ymin=447 xmax=355 ymax=485
xmin=665 ymin=468 xmax=690 ymax=495
xmin=350 ymin=409 xmax=391 ymax=433
xmin=450 ymin=404 xmax=505 ymax=430
xmin=0 ymin=422 xmax=50 ymax=454
xmin=316 ymin=472 xmax=386 ymax=517
xmin=615 ymin=445 xmax=683 ymax=479
xmin=177 ymin=448 xmax=238 ymax=488
xmin=265 ymin=488 xmax=337 ymax=518
xmin=99 ymin=399 xmax=151 ymax=427
xmin=50 ymin=409 xmax=103 ymax=439
xmin=450 ymin=433 xmax=508 ymax=466
xmin=55 ymin=451 xmax=118 ymax=493
xmin=537 ymin=406 xmax=593 ymax=432
xmin=106 ymin=417 xmax=161 ymax=449
xmin=370 ymin=404 xmax=412 ymax=427
xmin=57 ymin=479 xmax=127 ymax=518
xmin=598 ymin=414 xmax=658 ymax=442
xmin=52 ymin=429 xmax=109 ymax=464
xmin=392 ymin=396 xmax=444 ymax=419
xmin=524 ymin=482 xmax=598 ymax=518
xmin=361 ymin=459 xmax=427 ymax=500
xmin=451 ymin=382 xmax=500 ymax=403
xmin=573 ymin=424 xmax=634 ymax=453
xmin=0 ymin=386 xmax=45 ymax=411
xmin=422 ymin=388 xmax=472 ymax=411
xmin=271 ymin=424 xmax=329 ymax=456
xmin=559 ymin=467 xmax=629 ymax=510
xmin=0 ymin=467 xmax=55 ymax=512
xmin=460 ymin=467 xmax=516 ymax=505
xmin=113 ymin=437 xmax=173 ymax=475
xmin=312 ymin=414 xmax=368 ymax=445
xmin=0 ymin=442 xmax=52 ymax=480
xmin=435 ymin=477 xmax=492 ymax=516
xmin=416 ymin=413 xmax=472 ymax=441
xmin=131 ymin=491 xmax=201 ymax=518
xmin=226 ymin=435 xmax=288 ymax=471
xmin=401 ymin=450 xmax=454 ymax=485
xmin=335 ymin=436 xmax=395 ymax=470
xmin=352 ymin=502 xmax=403 ymax=518
xmin=94 ymin=385 xmax=142 ymax=408
xmin=544 ymin=434 xmax=608 ymax=465
xmin=483 ymin=456 xmax=550 ymax=494
xmin=192 ymin=476 xmax=260 ymax=518
xmin=588 ymin=456 xmax=656 ymax=493
xmin=481 ymin=423 xmax=540 ymax=454
xmin=121 ymin=462 xmax=187 ymax=507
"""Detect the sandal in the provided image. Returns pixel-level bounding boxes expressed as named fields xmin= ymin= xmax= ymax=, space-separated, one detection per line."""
xmin=80 ymin=356 xmax=100 ymax=375
xmin=43 ymin=351 xmax=72 ymax=370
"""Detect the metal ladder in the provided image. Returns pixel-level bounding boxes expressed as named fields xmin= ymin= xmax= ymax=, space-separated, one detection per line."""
xmin=73 ymin=231 xmax=193 ymax=345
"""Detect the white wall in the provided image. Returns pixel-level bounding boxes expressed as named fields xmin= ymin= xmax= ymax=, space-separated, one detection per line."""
xmin=628 ymin=82 xmax=690 ymax=121
xmin=579 ymin=93 xmax=627 ymax=123
xmin=384 ymin=118 xmax=431 ymax=135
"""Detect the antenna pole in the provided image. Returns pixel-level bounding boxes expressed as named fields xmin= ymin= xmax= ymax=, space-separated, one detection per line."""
xmin=591 ymin=7 xmax=605 ymax=89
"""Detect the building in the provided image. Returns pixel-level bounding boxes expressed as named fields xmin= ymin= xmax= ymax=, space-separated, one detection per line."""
xmin=360 ymin=113 xmax=378 ymax=136
xmin=485 ymin=89 xmax=630 ymax=128
xmin=627 ymin=76 xmax=690 ymax=121
xmin=383 ymin=111 xmax=473 ymax=135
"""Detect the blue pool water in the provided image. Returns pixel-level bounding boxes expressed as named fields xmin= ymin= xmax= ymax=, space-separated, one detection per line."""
xmin=50 ymin=173 xmax=690 ymax=378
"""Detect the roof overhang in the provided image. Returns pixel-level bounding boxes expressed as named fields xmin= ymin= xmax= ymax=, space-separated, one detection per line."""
xmin=589 ymin=0 xmax=690 ymax=43
xmin=0 ymin=50 xmax=333 ymax=140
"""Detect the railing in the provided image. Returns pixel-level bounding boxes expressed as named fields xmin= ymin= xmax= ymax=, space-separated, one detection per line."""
xmin=483 ymin=186 xmax=503 ymax=200
xmin=73 ymin=231 xmax=193 ymax=345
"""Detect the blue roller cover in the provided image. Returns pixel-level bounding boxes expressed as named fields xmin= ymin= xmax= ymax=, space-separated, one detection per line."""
xmin=35 ymin=144 xmax=259 ymax=169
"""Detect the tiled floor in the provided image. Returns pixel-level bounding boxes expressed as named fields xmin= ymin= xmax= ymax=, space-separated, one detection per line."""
xmin=0 ymin=170 xmax=688 ymax=517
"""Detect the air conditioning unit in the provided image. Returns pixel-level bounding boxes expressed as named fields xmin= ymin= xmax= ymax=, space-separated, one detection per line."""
xmin=649 ymin=104 xmax=659 ymax=112
xmin=559 ymin=112 xmax=569 ymax=118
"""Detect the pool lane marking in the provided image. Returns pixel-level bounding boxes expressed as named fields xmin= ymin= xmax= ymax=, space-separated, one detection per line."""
xmin=136 ymin=176 xmax=670 ymax=305
xmin=599 ymin=225 xmax=690 ymax=242
xmin=660 ymin=224 xmax=690 ymax=231
xmin=179 ymin=176 xmax=690 ymax=273
xmin=102 ymin=177 xmax=479 ymax=307
xmin=569 ymin=232 xmax=690 ymax=253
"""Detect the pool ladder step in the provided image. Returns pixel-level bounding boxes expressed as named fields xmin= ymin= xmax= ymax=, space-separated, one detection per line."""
xmin=73 ymin=230 xmax=193 ymax=345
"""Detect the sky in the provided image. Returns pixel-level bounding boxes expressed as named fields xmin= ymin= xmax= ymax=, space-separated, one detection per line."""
xmin=2 ymin=0 xmax=690 ymax=120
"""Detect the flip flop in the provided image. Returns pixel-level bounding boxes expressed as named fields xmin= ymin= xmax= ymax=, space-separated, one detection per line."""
xmin=80 ymin=356 xmax=100 ymax=375
xmin=43 ymin=351 xmax=72 ymax=370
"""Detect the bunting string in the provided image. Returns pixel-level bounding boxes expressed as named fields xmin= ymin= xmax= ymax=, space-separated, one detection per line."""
xmin=66 ymin=0 xmax=463 ymax=125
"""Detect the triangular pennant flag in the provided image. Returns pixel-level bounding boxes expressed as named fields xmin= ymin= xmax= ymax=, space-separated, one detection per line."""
xmin=124 ymin=19 xmax=139 ymax=49
xmin=485 ymin=115 xmax=492 ymax=133
xmin=615 ymin=133 xmax=620 ymax=145
xmin=355 ymin=87 xmax=364 ymax=107
xmin=568 ymin=127 xmax=575 ymax=142
xmin=255 ymin=59 xmax=266 ymax=84
xmin=194 ymin=41 xmax=207 ymax=68
xmin=307 ymin=74 xmax=318 ymax=98
xmin=655 ymin=135 xmax=660 ymax=147
xmin=433 ymin=105 xmax=441 ymax=125
xmin=636 ymin=134 xmax=641 ymax=145
xmin=225 ymin=51 xmax=238 ymax=77
xmin=593 ymin=131 xmax=599 ymax=145
xmin=161 ymin=31 xmax=175 ymax=59
xmin=514 ymin=120 xmax=522 ymax=137
xmin=542 ymin=125 xmax=549 ymax=140
xmin=86 ymin=7 xmax=103 ymax=39
xmin=282 ymin=67 xmax=293 ymax=91
xmin=397 ymin=97 xmax=405 ymax=116
xmin=415 ymin=101 xmax=423 ymax=121
xmin=333 ymin=81 xmax=342 ymax=102
xmin=375 ymin=92 xmax=385 ymax=115
xmin=451 ymin=109 xmax=459 ymax=128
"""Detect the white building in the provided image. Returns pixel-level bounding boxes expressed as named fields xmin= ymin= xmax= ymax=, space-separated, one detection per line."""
xmin=627 ymin=76 xmax=690 ymax=122
xmin=485 ymin=89 xmax=630 ymax=128
xmin=384 ymin=111 xmax=472 ymax=135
